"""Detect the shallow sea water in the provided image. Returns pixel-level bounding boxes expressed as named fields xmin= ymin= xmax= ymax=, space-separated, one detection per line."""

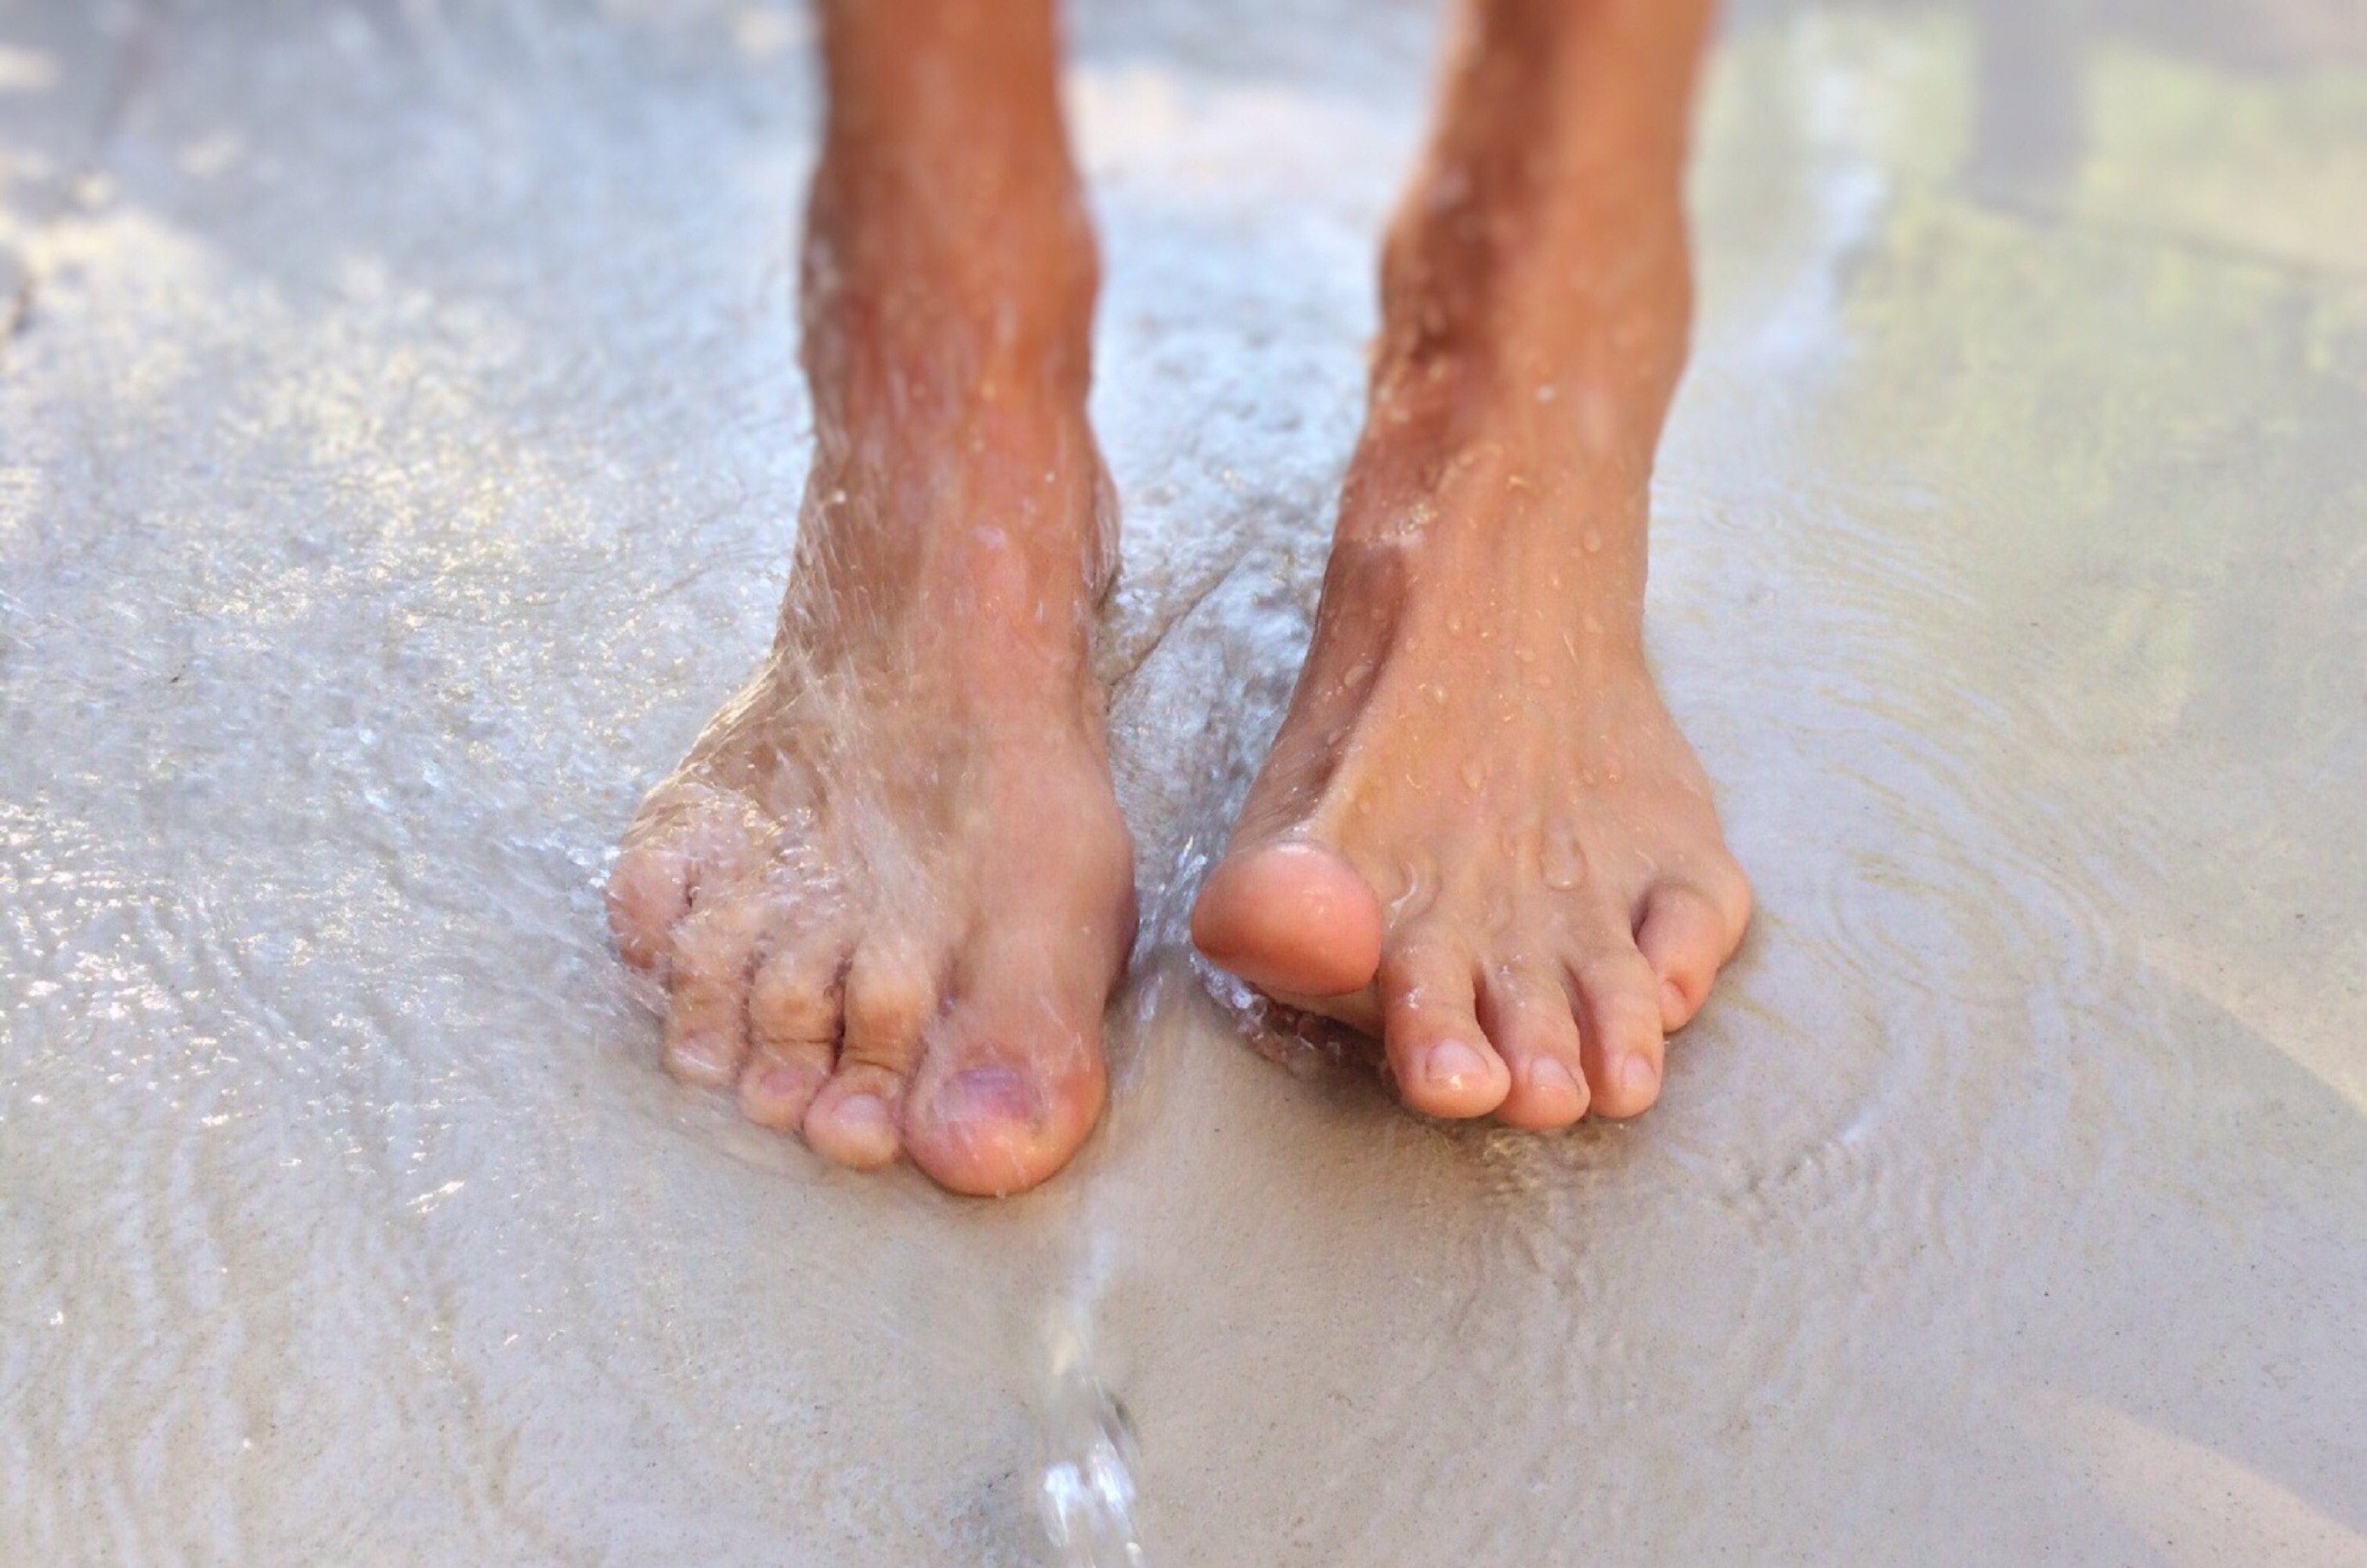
xmin=4 ymin=0 xmax=2365 ymax=1563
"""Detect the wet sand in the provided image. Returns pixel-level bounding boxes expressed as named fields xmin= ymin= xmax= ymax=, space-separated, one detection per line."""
xmin=3 ymin=1 xmax=2363 ymax=1563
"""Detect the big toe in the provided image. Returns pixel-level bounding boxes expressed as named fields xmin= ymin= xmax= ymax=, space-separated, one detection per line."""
xmin=1192 ymin=840 xmax=1385 ymax=999
xmin=902 ymin=1010 xmax=1105 ymax=1198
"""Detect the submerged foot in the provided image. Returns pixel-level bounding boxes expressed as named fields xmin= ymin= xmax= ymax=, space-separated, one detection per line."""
xmin=609 ymin=119 xmax=1132 ymax=1195
xmin=1192 ymin=396 xmax=1750 ymax=1129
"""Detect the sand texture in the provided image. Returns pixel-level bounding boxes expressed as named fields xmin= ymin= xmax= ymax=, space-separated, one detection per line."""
xmin=3 ymin=0 xmax=2364 ymax=1563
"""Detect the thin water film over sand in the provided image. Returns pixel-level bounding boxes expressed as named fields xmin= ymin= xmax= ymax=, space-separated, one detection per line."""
xmin=3 ymin=0 xmax=2364 ymax=1563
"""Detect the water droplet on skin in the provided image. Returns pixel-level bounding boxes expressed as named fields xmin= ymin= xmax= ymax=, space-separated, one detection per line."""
xmin=1582 ymin=613 xmax=1603 ymax=634
xmin=1446 ymin=614 xmax=1465 ymax=635
xmin=1535 ymin=383 xmax=1558 ymax=403
xmin=1582 ymin=529 xmax=1603 ymax=554
xmin=1460 ymin=758 xmax=1485 ymax=791
xmin=1423 ymin=683 xmax=1448 ymax=706
xmin=1542 ymin=835 xmax=1587 ymax=891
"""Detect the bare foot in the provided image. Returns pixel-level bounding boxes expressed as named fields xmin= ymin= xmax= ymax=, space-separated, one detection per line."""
xmin=1192 ymin=0 xmax=1746 ymax=1129
xmin=609 ymin=14 xmax=1133 ymax=1194
xmin=1191 ymin=428 xmax=1749 ymax=1128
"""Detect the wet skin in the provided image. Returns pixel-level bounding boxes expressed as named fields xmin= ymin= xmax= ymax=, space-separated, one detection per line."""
xmin=1193 ymin=0 xmax=1751 ymax=1125
xmin=610 ymin=0 xmax=1749 ymax=1191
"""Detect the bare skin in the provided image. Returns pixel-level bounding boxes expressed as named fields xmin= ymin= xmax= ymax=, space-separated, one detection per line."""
xmin=611 ymin=0 xmax=1749 ymax=1192
xmin=1191 ymin=0 xmax=1752 ymax=1129
xmin=608 ymin=0 xmax=1131 ymax=1196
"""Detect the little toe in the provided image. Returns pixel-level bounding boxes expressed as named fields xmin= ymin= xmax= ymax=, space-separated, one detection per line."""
xmin=1479 ymin=965 xmax=1590 ymax=1130
xmin=1191 ymin=840 xmax=1386 ymax=999
xmin=662 ymin=898 xmax=768 ymax=1086
xmin=1379 ymin=940 xmax=1510 ymax=1119
xmin=607 ymin=842 xmax=690 ymax=972
xmin=1635 ymin=883 xmax=1737 ymax=1031
xmin=903 ymin=1000 xmax=1107 ymax=1198
xmin=1574 ymin=947 xmax=1668 ymax=1119
xmin=739 ymin=939 xmax=846 ymax=1130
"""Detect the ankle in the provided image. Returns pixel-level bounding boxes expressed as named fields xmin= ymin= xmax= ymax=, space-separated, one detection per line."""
xmin=800 ymin=166 xmax=1097 ymax=427
xmin=1330 ymin=387 xmax=1653 ymax=651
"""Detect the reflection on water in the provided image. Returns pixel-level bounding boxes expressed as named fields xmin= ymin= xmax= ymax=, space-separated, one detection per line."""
xmin=2 ymin=0 xmax=2363 ymax=1563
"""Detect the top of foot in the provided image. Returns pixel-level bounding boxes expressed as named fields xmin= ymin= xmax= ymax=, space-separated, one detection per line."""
xmin=1193 ymin=436 xmax=1751 ymax=1131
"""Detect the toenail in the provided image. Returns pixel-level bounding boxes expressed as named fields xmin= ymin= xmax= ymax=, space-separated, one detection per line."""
xmin=833 ymin=1092 xmax=893 ymax=1138
xmin=760 ymin=1061 xmax=815 ymax=1099
xmin=1621 ymin=1054 xmax=1660 ymax=1097
xmin=1425 ymin=1039 xmax=1491 ymax=1090
xmin=935 ymin=1066 xmax=1034 ymax=1127
xmin=673 ymin=1033 xmax=731 ymax=1075
xmin=1528 ymin=1057 xmax=1580 ymax=1097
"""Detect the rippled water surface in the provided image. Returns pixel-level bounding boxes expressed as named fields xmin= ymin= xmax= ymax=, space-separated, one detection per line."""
xmin=4 ymin=1 xmax=2364 ymax=1563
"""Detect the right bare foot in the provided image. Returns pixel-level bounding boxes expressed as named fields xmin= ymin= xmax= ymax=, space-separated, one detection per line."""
xmin=608 ymin=22 xmax=1133 ymax=1196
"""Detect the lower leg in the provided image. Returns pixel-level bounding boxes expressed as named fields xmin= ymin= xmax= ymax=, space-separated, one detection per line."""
xmin=609 ymin=0 xmax=1135 ymax=1196
xmin=1194 ymin=0 xmax=1751 ymax=1129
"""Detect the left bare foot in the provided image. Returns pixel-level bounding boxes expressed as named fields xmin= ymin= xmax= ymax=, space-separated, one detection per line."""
xmin=1191 ymin=403 xmax=1750 ymax=1127
xmin=1191 ymin=0 xmax=1744 ymax=1127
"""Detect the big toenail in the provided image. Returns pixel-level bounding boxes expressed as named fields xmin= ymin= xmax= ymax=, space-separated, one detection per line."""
xmin=1621 ymin=1054 xmax=1659 ymax=1097
xmin=937 ymin=1066 xmax=1033 ymax=1125
xmin=1425 ymin=1039 xmax=1490 ymax=1089
xmin=1528 ymin=1057 xmax=1580 ymax=1097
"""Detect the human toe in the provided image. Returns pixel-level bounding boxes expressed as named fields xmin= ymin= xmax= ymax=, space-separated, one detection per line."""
xmin=902 ymin=995 xmax=1105 ymax=1197
xmin=661 ymin=899 xmax=768 ymax=1086
xmin=739 ymin=937 xmax=845 ymax=1128
xmin=1479 ymin=964 xmax=1590 ymax=1130
xmin=1379 ymin=941 xmax=1510 ymax=1119
xmin=1636 ymin=879 xmax=1747 ymax=1031
xmin=607 ymin=842 xmax=690 ymax=971
xmin=794 ymin=941 xmax=938 ymax=1169
xmin=802 ymin=1064 xmax=905 ymax=1170
xmin=1574 ymin=948 xmax=1668 ymax=1119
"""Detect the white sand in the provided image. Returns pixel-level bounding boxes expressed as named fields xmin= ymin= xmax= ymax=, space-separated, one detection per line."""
xmin=3 ymin=1 xmax=2362 ymax=1563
